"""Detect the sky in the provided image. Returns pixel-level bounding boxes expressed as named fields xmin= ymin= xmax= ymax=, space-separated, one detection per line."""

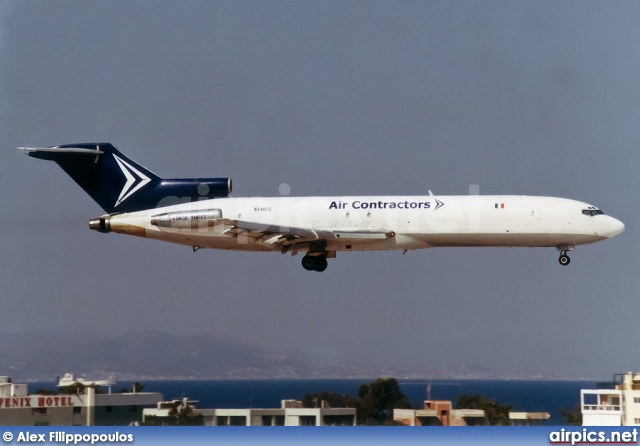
xmin=1 ymin=1 xmax=639 ymax=378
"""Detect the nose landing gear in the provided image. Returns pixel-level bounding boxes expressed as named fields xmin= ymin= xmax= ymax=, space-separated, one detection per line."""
xmin=557 ymin=245 xmax=575 ymax=266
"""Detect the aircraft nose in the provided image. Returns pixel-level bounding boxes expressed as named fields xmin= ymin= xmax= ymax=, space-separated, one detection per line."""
xmin=606 ymin=216 xmax=625 ymax=237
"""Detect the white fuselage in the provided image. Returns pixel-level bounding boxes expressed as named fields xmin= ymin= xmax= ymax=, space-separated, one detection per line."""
xmin=102 ymin=195 xmax=624 ymax=254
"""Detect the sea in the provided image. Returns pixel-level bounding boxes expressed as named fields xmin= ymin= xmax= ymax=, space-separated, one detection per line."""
xmin=28 ymin=379 xmax=596 ymax=425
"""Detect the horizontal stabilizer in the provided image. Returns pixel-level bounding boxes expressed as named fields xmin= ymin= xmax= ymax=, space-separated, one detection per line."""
xmin=18 ymin=146 xmax=105 ymax=163
xmin=18 ymin=147 xmax=104 ymax=155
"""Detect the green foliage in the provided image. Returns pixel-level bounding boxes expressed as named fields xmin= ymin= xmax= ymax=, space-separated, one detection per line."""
xmin=357 ymin=378 xmax=413 ymax=425
xmin=145 ymin=402 xmax=204 ymax=426
xmin=302 ymin=391 xmax=358 ymax=409
xmin=559 ymin=406 xmax=582 ymax=426
xmin=167 ymin=403 xmax=204 ymax=426
xmin=456 ymin=394 xmax=512 ymax=426
xmin=304 ymin=378 xmax=412 ymax=426
xmin=118 ymin=382 xmax=146 ymax=393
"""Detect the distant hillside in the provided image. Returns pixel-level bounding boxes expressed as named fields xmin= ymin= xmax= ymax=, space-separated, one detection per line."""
xmin=0 ymin=331 xmax=591 ymax=381
xmin=0 ymin=330 xmax=310 ymax=380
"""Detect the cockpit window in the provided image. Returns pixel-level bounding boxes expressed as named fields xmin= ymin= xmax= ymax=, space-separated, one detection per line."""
xmin=582 ymin=207 xmax=605 ymax=217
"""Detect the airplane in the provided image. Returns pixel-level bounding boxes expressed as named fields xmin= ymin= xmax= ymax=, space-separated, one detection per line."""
xmin=20 ymin=143 xmax=624 ymax=272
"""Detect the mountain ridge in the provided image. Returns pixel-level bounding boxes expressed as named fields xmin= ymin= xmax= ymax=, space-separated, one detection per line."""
xmin=0 ymin=330 xmax=595 ymax=381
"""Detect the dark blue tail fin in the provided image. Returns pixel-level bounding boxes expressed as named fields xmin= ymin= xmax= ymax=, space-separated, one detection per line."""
xmin=21 ymin=143 xmax=232 ymax=213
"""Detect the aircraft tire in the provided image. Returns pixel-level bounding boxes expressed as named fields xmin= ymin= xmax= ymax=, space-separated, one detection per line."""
xmin=314 ymin=257 xmax=328 ymax=272
xmin=301 ymin=255 xmax=316 ymax=271
xmin=558 ymin=255 xmax=570 ymax=266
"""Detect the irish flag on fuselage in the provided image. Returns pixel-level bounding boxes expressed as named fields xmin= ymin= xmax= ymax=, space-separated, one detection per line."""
xmin=495 ymin=203 xmax=505 ymax=208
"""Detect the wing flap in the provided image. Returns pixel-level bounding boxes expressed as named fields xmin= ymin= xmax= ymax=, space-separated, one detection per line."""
xmin=334 ymin=231 xmax=393 ymax=239
xmin=222 ymin=219 xmax=318 ymax=239
xmin=220 ymin=218 xmax=395 ymax=252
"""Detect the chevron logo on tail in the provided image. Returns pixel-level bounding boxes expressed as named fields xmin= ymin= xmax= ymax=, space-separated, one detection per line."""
xmin=113 ymin=154 xmax=152 ymax=207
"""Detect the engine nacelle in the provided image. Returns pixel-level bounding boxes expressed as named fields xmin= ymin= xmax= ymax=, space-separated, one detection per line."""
xmin=150 ymin=209 xmax=224 ymax=229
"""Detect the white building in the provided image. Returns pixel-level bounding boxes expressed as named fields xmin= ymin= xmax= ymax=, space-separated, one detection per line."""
xmin=0 ymin=376 xmax=163 ymax=426
xmin=394 ymin=400 xmax=550 ymax=426
xmin=581 ymin=372 xmax=640 ymax=426
xmin=581 ymin=389 xmax=622 ymax=426
xmin=393 ymin=400 xmax=485 ymax=426
xmin=143 ymin=399 xmax=357 ymax=426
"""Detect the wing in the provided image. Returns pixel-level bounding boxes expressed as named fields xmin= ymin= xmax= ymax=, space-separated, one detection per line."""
xmin=221 ymin=219 xmax=394 ymax=253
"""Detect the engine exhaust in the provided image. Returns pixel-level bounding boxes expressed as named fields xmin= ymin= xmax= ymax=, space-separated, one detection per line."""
xmin=89 ymin=216 xmax=111 ymax=233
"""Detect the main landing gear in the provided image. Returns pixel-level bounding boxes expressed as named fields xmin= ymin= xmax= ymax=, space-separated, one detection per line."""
xmin=301 ymin=240 xmax=331 ymax=272
xmin=301 ymin=254 xmax=328 ymax=272
xmin=557 ymin=245 xmax=575 ymax=266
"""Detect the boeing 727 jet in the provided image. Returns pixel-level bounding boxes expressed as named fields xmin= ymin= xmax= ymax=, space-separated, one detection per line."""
xmin=20 ymin=143 xmax=624 ymax=271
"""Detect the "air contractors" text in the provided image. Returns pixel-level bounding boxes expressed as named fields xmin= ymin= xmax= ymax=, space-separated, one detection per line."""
xmin=329 ymin=201 xmax=431 ymax=210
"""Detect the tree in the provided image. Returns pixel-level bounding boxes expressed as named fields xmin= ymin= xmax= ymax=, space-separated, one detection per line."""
xmin=302 ymin=391 xmax=357 ymax=409
xmin=559 ymin=406 xmax=582 ymax=426
xmin=118 ymin=382 xmax=146 ymax=393
xmin=167 ymin=402 xmax=204 ymax=426
xmin=302 ymin=378 xmax=413 ymax=425
xmin=356 ymin=378 xmax=413 ymax=425
xmin=146 ymin=401 xmax=204 ymax=426
xmin=456 ymin=394 xmax=511 ymax=426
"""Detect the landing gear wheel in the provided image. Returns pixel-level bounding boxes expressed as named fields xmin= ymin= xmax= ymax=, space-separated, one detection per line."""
xmin=556 ymin=245 xmax=574 ymax=267
xmin=301 ymin=255 xmax=316 ymax=271
xmin=301 ymin=255 xmax=329 ymax=272
xmin=314 ymin=257 xmax=328 ymax=272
